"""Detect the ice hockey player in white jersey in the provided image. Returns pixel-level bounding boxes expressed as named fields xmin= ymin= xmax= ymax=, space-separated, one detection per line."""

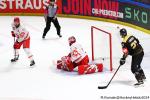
xmin=11 ymin=17 xmax=35 ymax=66
xmin=57 ymin=36 xmax=103 ymax=74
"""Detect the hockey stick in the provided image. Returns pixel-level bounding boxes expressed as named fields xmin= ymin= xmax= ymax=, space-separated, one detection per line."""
xmin=13 ymin=37 xmax=16 ymax=58
xmin=14 ymin=36 xmax=15 ymax=43
xmin=98 ymin=65 xmax=122 ymax=89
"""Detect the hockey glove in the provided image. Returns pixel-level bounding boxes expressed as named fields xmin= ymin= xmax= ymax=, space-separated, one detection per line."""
xmin=14 ymin=41 xmax=20 ymax=49
xmin=120 ymin=58 xmax=126 ymax=65
xmin=11 ymin=31 xmax=15 ymax=37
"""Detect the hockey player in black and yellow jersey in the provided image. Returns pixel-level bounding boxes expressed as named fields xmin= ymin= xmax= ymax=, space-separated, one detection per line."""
xmin=119 ymin=28 xmax=146 ymax=86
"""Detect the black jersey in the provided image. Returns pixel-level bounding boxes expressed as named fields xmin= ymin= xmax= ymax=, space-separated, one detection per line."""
xmin=122 ymin=35 xmax=143 ymax=56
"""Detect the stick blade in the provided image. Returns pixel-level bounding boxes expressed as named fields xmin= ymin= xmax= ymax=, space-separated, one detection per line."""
xmin=98 ymin=86 xmax=107 ymax=89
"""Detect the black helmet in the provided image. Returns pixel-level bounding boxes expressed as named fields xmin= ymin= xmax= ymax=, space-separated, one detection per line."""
xmin=120 ymin=28 xmax=127 ymax=37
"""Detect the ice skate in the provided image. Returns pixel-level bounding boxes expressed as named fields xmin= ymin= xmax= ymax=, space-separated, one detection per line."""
xmin=30 ymin=60 xmax=35 ymax=66
xmin=42 ymin=35 xmax=45 ymax=39
xmin=58 ymin=34 xmax=62 ymax=38
xmin=11 ymin=56 xmax=19 ymax=62
xmin=134 ymin=81 xmax=144 ymax=87
xmin=141 ymin=72 xmax=146 ymax=81
xmin=134 ymin=72 xmax=144 ymax=87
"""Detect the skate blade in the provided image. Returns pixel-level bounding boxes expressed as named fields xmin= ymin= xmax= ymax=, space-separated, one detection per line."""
xmin=134 ymin=84 xmax=144 ymax=88
xmin=30 ymin=65 xmax=36 ymax=68
xmin=11 ymin=60 xmax=17 ymax=63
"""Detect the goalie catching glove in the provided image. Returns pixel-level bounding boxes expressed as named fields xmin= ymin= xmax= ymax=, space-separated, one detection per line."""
xmin=57 ymin=56 xmax=74 ymax=71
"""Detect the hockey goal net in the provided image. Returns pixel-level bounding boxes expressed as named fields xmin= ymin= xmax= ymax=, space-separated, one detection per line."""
xmin=91 ymin=26 xmax=113 ymax=71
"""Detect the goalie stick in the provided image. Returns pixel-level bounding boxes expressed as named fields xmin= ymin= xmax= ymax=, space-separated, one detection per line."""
xmin=98 ymin=65 xmax=121 ymax=89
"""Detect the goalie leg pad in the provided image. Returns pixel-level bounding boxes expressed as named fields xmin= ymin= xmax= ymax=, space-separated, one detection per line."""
xmin=97 ymin=63 xmax=103 ymax=72
xmin=78 ymin=63 xmax=103 ymax=75
xmin=76 ymin=55 xmax=89 ymax=65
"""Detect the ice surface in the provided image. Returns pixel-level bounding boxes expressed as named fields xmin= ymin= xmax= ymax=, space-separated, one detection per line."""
xmin=0 ymin=16 xmax=150 ymax=100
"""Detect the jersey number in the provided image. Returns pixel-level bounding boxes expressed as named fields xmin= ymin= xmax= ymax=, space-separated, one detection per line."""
xmin=130 ymin=40 xmax=137 ymax=49
xmin=72 ymin=50 xmax=80 ymax=57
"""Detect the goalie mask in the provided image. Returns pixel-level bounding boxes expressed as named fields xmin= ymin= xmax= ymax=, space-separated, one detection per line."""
xmin=120 ymin=28 xmax=127 ymax=38
xmin=68 ymin=36 xmax=76 ymax=46
xmin=14 ymin=17 xmax=20 ymax=28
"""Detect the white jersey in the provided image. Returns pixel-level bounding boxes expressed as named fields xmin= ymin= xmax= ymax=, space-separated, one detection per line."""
xmin=11 ymin=23 xmax=30 ymax=42
xmin=70 ymin=42 xmax=87 ymax=63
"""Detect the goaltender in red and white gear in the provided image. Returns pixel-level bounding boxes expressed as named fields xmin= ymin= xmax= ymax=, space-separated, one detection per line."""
xmin=11 ymin=17 xmax=35 ymax=66
xmin=56 ymin=36 xmax=103 ymax=75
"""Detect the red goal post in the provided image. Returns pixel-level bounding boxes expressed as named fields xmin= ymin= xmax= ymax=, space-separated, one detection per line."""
xmin=91 ymin=26 xmax=113 ymax=71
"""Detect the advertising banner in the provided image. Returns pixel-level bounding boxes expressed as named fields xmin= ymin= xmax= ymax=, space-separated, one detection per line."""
xmin=0 ymin=0 xmax=150 ymax=31
xmin=0 ymin=0 xmax=62 ymax=14
xmin=60 ymin=0 xmax=150 ymax=31
xmin=118 ymin=2 xmax=150 ymax=30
